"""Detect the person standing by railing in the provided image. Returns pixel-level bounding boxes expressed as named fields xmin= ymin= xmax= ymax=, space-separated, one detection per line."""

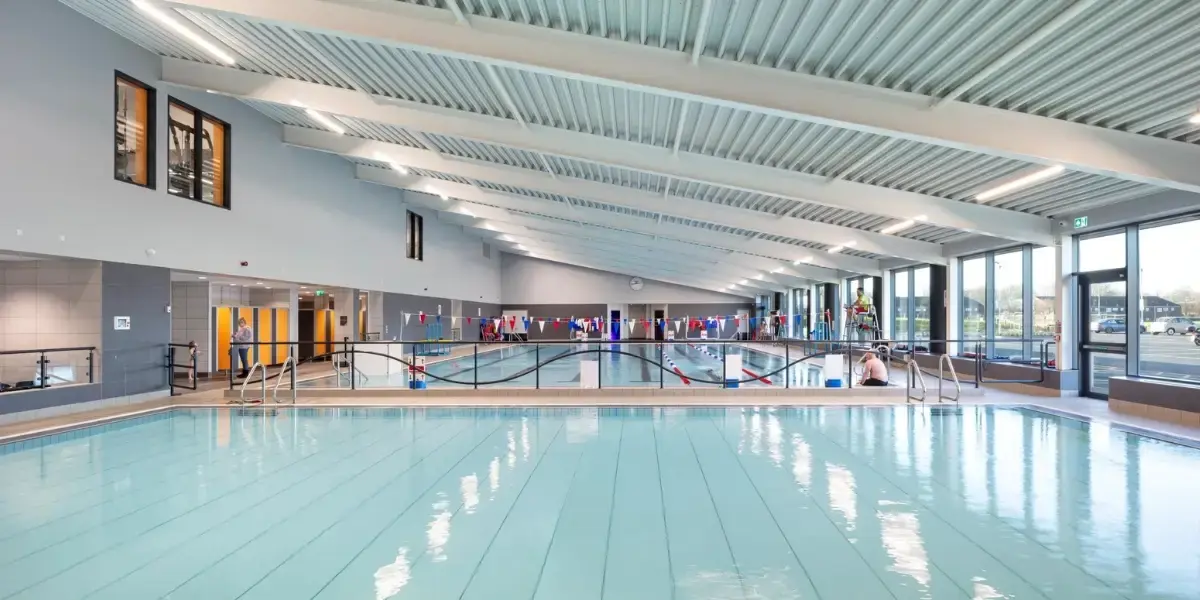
xmin=232 ymin=318 xmax=253 ymax=379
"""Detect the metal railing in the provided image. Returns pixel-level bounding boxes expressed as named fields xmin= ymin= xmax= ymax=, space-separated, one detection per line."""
xmin=166 ymin=342 xmax=198 ymax=396
xmin=0 ymin=346 xmax=95 ymax=392
xmin=215 ymin=336 xmax=1060 ymax=392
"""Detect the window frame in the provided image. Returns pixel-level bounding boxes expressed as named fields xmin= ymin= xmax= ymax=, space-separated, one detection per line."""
xmin=113 ymin=71 xmax=156 ymax=189
xmin=166 ymin=97 xmax=232 ymax=210
xmin=406 ymin=210 xmax=424 ymax=261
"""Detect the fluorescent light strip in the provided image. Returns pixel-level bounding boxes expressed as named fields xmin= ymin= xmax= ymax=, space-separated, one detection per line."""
xmin=374 ymin=152 xmax=408 ymax=175
xmin=975 ymin=165 xmax=1065 ymax=202
xmin=132 ymin=1 xmax=236 ymax=65
xmin=792 ymin=255 xmax=813 ymax=265
xmin=303 ymin=108 xmax=345 ymax=135
xmin=1190 ymin=113 xmax=1200 ymax=125
xmin=827 ymin=246 xmax=845 ymax=254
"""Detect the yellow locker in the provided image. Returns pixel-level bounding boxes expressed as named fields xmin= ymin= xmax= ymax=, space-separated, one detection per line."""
xmin=256 ymin=308 xmax=273 ymax=365
xmin=216 ymin=307 xmax=233 ymax=371
xmin=315 ymin=309 xmax=329 ymax=358
xmin=275 ymin=309 xmax=290 ymax=365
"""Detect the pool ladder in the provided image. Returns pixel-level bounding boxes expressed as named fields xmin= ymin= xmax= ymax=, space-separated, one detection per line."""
xmin=273 ymin=356 xmax=296 ymax=404
xmin=937 ymin=354 xmax=961 ymax=403
xmin=904 ymin=358 xmax=926 ymax=403
xmin=234 ymin=362 xmax=266 ymax=405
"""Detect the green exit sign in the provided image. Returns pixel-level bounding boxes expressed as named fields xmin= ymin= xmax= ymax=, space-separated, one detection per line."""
xmin=314 ymin=290 xmax=326 ymax=296
xmin=1073 ymin=216 xmax=1088 ymax=229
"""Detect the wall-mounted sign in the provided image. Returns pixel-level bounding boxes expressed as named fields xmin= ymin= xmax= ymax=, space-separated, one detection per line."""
xmin=114 ymin=316 xmax=131 ymax=330
xmin=1073 ymin=216 xmax=1089 ymax=229
xmin=315 ymin=290 xmax=326 ymax=296
xmin=340 ymin=316 xmax=348 ymax=326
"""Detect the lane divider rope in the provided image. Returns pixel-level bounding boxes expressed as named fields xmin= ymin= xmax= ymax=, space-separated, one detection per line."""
xmin=688 ymin=343 xmax=773 ymax=385
xmin=661 ymin=349 xmax=690 ymax=385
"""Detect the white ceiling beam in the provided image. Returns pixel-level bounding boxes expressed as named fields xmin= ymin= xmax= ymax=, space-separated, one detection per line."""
xmin=476 ymin=230 xmax=796 ymax=292
xmin=284 ymin=127 xmax=946 ymax=264
xmin=161 ymin=60 xmax=1053 ymax=245
xmin=361 ymin=168 xmax=882 ymax=274
xmin=504 ymin=251 xmax=756 ymax=299
xmin=422 ymin=196 xmax=841 ymax=282
xmin=165 ymin=0 xmax=1200 ymax=195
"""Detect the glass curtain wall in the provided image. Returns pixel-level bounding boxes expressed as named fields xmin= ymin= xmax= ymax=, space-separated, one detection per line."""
xmin=957 ymin=246 xmax=1056 ymax=361
xmin=891 ymin=266 xmax=933 ymax=350
xmin=892 ymin=270 xmax=911 ymax=343
xmin=1137 ymin=217 xmax=1200 ymax=383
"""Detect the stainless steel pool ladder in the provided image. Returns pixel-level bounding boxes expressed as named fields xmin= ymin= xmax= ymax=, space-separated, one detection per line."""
xmin=937 ymin=354 xmax=961 ymax=403
xmin=235 ymin=362 xmax=266 ymax=405
xmin=273 ymin=356 xmax=296 ymax=404
xmin=905 ymin=358 xmax=926 ymax=403
xmin=333 ymin=356 xmax=368 ymax=388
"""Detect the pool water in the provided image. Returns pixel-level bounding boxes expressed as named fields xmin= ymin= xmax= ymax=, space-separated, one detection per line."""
xmin=305 ymin=343 xmax=833 ymax=389
xmin=1 ymin=406 xmax=1197 ymax=599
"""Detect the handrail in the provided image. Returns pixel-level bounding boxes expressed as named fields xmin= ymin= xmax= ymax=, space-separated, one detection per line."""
xmin=166 ymin=342 xmax=197 ymax=396
xmin=0 ymin=345 xmax=98 ymax=356
xmin=236 ymin=362 xmax=266 ymax=404
xmin=273 ymin=356 xmax=296 ymax=404
xmin=905 ymin=359 xmax=926 ymax=403
xmin=938 ymin=354 xmax=961 ymax=403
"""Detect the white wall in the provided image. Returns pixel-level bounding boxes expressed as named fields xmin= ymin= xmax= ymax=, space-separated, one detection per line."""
xmin=501 ymin=254 xmax=751 ymax=305
xmin=0 ymin=259 xmax=102 ymax=384
xmin=0 ymin=0 xmax=500 ymax=304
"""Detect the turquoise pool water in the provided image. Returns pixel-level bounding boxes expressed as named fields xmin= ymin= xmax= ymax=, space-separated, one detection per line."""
xmin=304 ymin=343 xmax=832 ymax=388
xmin=1 ymin=406 xmax=1196 ymax=599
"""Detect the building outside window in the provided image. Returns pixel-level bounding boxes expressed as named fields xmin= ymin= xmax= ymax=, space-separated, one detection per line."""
xmin=890 ymin=266 xmax=932 ymax=348
xmin=167 ymin=99 xmax=230 ymax=208
xmin=913 ymin=267 xmax=930 ymax=342
xmin=1032 ymin=246 xmax=1056 ymax=346
xmin=114 ymin=73 xmax=154 ymax=188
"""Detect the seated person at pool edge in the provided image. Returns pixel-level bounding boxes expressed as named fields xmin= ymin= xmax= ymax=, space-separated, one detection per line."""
xmin=859 ymin=350 xmax=888 ymax=387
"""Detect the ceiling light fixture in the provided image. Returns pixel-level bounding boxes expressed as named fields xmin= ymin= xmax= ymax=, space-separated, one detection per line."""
xmin=754 ymin=274 xmax=765 ymax=280
xmin=198 ymin=276 xmax=206 ymax=280
xmin=132 ymin=0 xmax=236 ymax=65
xmin=459 ymin=208 xmax=475 ymax=217
xmin=771 ymin=267 xmax=784 ymax=273
xmin=300 ymin=286 xmax=307 ymax=289
xmin=1190 ymin=113 xmax=1200 ymax=125
xmin=975 ymin=165 xmax=1065 ymax=202
xmin=827 ymin=245 xmax=845 ymax=254
xmin=374 ymin=152 xmax=409 ymax=175
xmin=739 ymin=279 xmax=749 ymax=285
xmin=255 ymin=282 xmax=264 ymax=285
xmin=792 ymin=256 xmax=814 ymax=265
xmin=290 ymin=100 xmax=345 ymax=135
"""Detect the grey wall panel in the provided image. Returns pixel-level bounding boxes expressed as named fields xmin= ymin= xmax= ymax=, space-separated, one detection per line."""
xmin=381 ymin=293 xmax=453 ymax=342
xmin=101 ymin=262 xmax=170 ymax=399
xmin=669 ymin=303 xmax=755 ymax=338
xmin=501 ymin=304 xmax=607 ymax=340
xmin=1110 ymin=376 xmax=1200 ymax=413
xmin=0 ymin=384 xmax=102 ymax=416
xmin=460 ymin=302 xmax=501 ymax=341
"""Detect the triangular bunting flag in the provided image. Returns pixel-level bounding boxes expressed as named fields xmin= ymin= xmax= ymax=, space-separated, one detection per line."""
xmin=538 ymin=320 xmax=545 ymax=332
xmin=419 ymin=312 xmax=426 ymax=325
xmin=553 ymin=319 xmax=560 ymax=330
xmin=404 ymin=313 xmax=411 ymax=325
xmin=466 ymin=317 xmax=472 ymax=325
xmin=720 ymin=317 xmax=727 ymax=330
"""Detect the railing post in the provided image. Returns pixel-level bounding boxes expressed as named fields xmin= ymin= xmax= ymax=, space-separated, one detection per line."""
xmin=659 ymin=342 xmax=664 ymax=389
xmin=39 ymin=352 xmax=46 ymax=389
xmin=166 ymin=346 xmax=174 ymax=397
xmin=350 ymin=341 xmax=357 ymax=390
xmin=597 ymin=343 xmax=603 ymax=390
xmin=785 ymin=344 xmax=789 ymax=389
xmin=535 ymin=343 xmax=540 ymax=390
xmin=87 ymin=348 xmax=94 ymax=384
xmin=473 ymin=343 xmax=478 ymax=389
xmin=722 ymin=342 xmax=727 ymax=389
xmin=229 ymin=347 xmax=235 ymax=390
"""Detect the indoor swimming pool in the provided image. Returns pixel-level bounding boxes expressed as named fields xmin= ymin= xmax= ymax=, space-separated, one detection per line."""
xmin=0 ymin=406 xmax=1196 ymax=599
xmin=301 ymin=343 xmax=833 ymax=389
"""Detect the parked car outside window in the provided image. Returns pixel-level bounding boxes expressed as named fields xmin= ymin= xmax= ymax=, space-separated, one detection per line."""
xmin=1146 ymin=316 xmax=1196 ymax=335
xmin=1092 ymin=318 xmax=1125 ymax=334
